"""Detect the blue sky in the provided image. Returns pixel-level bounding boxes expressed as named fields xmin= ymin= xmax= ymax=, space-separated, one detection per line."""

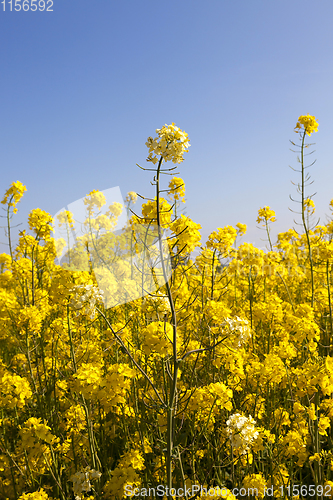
xmin=1 ymin=0 xmax=333 ymax=255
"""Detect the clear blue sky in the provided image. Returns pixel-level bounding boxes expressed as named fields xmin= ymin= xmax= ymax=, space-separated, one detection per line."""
xmin=1 ymin=0 xmax=333 ymax=255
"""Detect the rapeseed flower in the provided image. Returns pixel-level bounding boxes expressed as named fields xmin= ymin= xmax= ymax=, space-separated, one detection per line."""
xmin=125 ymin=191 xmax=138 ymax=204
xmin=236 ymin=222 xmax=247 ymax=236
xmin=226 ymin=414 xmax=259 ymax=454
xmin=70 ymin=466 xmax=101 ymax=500
xmin=295 ymin=114 xmax=319 ymax=136
xmin=17 ymin=489 xmax=50 ymax=500
xmin=56 ymin=209 xmax=75 ymax=228
xmin=256 ymin=206 xmax=276 ymax=224
xmin=146 ymin=123 xmax=190 ymax=164
xmin=70 ymin=283 xmax=104 ymax=319
xmin=168 ymin=176 xmax=186 ymax=202
xmin=243 ymin=473 xmax=267 ymax=499
xmin=28 ymin=208 xmax=54 ymax=240
xmin=1 ymin=180 xmax=26 ymax=213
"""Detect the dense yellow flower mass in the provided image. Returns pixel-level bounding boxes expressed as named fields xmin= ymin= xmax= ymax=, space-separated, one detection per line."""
xmin=2 ymin=117 xmax=333 ymax=500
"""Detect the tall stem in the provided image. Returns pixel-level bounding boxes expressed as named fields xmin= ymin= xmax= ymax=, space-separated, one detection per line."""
xmin=6 ymin=199 xmax=14 ymax=260
xmin=155 ymin=156 xmax=178 ymax=490
xmin=326 ymin=260 xmax=333 ymax=353
xmin=300 ymin=131 xmax=315 ymax=307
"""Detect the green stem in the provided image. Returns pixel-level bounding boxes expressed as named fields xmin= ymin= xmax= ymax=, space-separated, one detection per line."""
xmin=300 ymin=131 xmax=315 ymax=307
xmin=326 ymin=260 xmax=333 ymax=353
xmin=6 ymin=196 xmax=14 ymax=261
xmin=155 ymin=156 xmax=178 ymax=490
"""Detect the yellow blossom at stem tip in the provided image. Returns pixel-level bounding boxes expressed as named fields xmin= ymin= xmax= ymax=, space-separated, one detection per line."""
xmin=294 ymin=114 xmax=318 ymax=137
xmin=1 ymin=180 xmax=27 ymax=213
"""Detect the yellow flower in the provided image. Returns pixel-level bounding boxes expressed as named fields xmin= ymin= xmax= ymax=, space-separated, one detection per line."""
xmin=18 ymin=488 xmax=50 ymax=500
xmin=226 ymin=414 xmax=259 ymax=454
xmin=56 ymin=209 xmax=75 ymax=228
xmin=206 ymin=226 xmax=237 ymax=254
xmin=274 ymin=407 xmax=291 ymax=426
xmin=309 ymin=453 xmax=321 ymax=462
xmin=170 ymin=214 xmax=201 ymax=253
xmin=1 ymin=180 xmax=27 ymax=213
xmin=107 ymin=201 xmax=123 ymax=218
xmin=28 ymin=208 xmax=54 ymax=240
xmin=236 ymin=222 xmax=247 ymax=236
xmin=318 ymin=416 xmax=330 ymax=436
xmin=294 ymin=114 xmax=319 ymax=136
xmin=142 ymin=321 xmax=174 ymax=357
xmin=243 ymin=473 xmax=267 ymax=499
xmin=304 ymin=197 xmax=315 ymax=215
xmin=307 ymin=403 xmax=317 ymax=421
xmin=125 ymin=191 xmax=138 ymax=204
xmin=141 ymin=197 xmax=172 ymax=227
xmin=168 ymin=177 xmax=186 ymax=202
xmin=146 ymin=123 xmax=190 ymax=164
xmin=83 ymin=189 xmax=106 ymax=216
xmin=257 ymin=206 xmax=276 ymax=224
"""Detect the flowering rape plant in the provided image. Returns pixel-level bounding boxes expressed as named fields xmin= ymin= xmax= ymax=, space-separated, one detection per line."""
xmin=1 ymin=180 xmax=27 ymax=259
xmin=226 ymin=413 xmax=259 ymax=454
xmin=69 ymin=284 xmax=104 ymax=320
xmin=294 ymin=114 xmax=319 ymax=136
xmin=2 ymin=116 xmax=333 ymax=499
xmin=221 ymin=316 xmax=251 ymax=348
xmin=256 ymin=206 xmax=276 ymax=225
xmin=1 ymin=180 xmax=27 ymax=213
xmin=69 ymin=467 xmax=102 ymax=500
xmin=145 ymin=122 xmax=190 ymax=164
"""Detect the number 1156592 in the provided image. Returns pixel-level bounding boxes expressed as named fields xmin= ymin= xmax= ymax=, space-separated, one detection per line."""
xmin=1 ymin=0 xmax=53 ymax=11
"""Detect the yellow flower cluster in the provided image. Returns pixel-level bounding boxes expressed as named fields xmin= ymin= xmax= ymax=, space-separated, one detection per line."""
xmin=0 ymin=359 xmax=32 ymax=409
xmin=187 ymin=382 xmax=233 ymax=429
xmin=168 ymin=176 xmax=186 ymax=202
xmin=170 ymin=214 xmax=202 ymax=253
xmin=125 ymin=191 xmax=138 ymax=204
xmin=236 ymin=222 xmax=247 ymax=236
xmin=146 ymin=123 xmax=190 ymax=164
xmin=70 ymin=466 xmax=101 ymax=500
xmin=1 ymin=180 xmax=27 ymax=213
xmin=226 ymin=413 xmax=259 ymax=454
xmin=83 ymin=189 xmax=107 ymax=214
xmin=141 ymin=292 xmax=171 ymax=322
xmin=56 ymin=209 xmax=75 ymax=228
xmin=28 ymin=208 xmax=54 ymax=240
xmin=206 ymin=226 xmax=237 ymax=254
xmin=142 ymin=321 xmax=174 ymax=357
xmin=304 ymin=197 xmax=316 ymax=215
xmin=18 ymin=489 xmax=50 ymax=500
xmin=103 ymin=448 xmax=145 ymax=500
xmin=243 ymin=473 xmax=267 ymax=499
xmin=141 ymin=197 xmax=172 ymax=226
xmin=256 ymin=206 xmax=276 ymax=224
xmin=295 ymin=114 xmax=319 ymax=136
xmin=69 ymin=284 xmax=104 ymax=319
